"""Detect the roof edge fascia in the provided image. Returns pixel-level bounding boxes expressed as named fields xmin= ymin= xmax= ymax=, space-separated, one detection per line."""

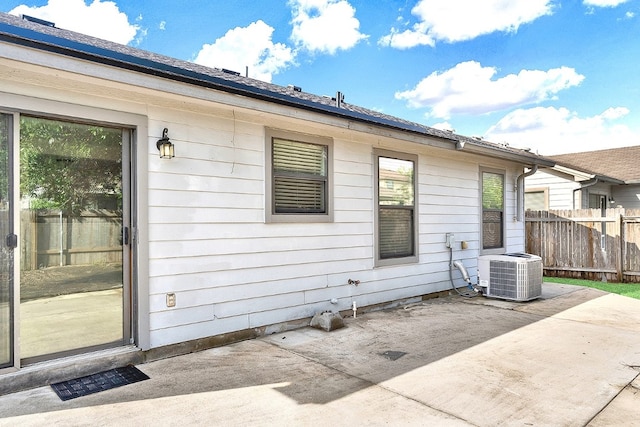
xmin=553 ymin=164 xmax=595 ymax=180
xmin=460 ymin=143 xmax=555 ymax=167
xmin=554 ymin=164 xmax=623 ymax=184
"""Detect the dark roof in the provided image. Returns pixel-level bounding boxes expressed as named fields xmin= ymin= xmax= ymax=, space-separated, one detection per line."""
xmin=0 ymin=12 xmax=554 ymax=167
xmin=550 ymin=146 xmax=640 ymax=184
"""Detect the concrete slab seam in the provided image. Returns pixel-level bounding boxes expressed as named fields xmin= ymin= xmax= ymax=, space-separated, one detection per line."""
xmin=262 ymin=338 xmax=479 ymax=426
xmin=584 ymin=370 xmax=640 ymax=426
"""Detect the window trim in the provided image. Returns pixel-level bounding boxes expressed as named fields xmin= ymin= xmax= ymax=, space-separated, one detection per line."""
xmin=480 ymin=167 xmax=506 ymax=255
xmin=374 ymin=149 xmax=419 ymax=267
xmin=265 ymin=128 xmax=333 ymax=223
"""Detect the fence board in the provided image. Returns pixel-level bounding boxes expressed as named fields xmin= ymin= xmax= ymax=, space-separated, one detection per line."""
xmin=526 ymin=208 xmax=640 ymax=282
xmin=623 ymin=213 xmax=640 ymax=275
xmin=20 ymin=210 xmax=122 ymax=270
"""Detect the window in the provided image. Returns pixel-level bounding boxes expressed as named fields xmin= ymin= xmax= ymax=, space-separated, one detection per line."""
xmin=265 ymin=128 xmax=332 ymax=222
xmin=481 ymin=170 xmax=505 ymax=250
xmin=375 ymin=150 xmax=418 ymax=266
xmin=588 ymin=193 xmax=606 ymax=210
xmin=525 ymin=188 xmax=548 ymax=211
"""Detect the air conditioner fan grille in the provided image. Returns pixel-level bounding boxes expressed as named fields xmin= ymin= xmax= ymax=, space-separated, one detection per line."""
xmin=489 ymin=260 xmax=542 ymax=300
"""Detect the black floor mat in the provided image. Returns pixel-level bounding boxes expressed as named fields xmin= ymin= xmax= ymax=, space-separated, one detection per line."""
xmin=51 ymin=365 xmax=149 ymax=401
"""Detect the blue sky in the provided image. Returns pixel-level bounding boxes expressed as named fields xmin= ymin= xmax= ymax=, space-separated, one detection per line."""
xmin=2 ymin=0 xmax=639 ymax=155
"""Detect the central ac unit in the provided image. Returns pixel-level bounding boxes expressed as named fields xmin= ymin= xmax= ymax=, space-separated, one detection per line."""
xmin=478 ymin=253 xmax=543 ymax=301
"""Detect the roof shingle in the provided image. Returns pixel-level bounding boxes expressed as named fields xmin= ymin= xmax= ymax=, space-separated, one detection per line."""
xmin=550 ymin=146 xmax=640 ymax=183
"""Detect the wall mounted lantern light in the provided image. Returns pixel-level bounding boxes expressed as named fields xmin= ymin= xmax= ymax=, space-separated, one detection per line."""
xmin=156 ymin=128 xmax=175 ymax=159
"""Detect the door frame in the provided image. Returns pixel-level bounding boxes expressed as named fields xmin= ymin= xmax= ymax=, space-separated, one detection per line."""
xmin=0 ymin=96 xmax=149 ymax=370
xmin=0 ymin=111 xmax=18 ymax=372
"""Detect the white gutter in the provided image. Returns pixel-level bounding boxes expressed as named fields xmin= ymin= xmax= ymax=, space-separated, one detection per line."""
xmin=516 ymin=165 xmax=538 ymax=222
xmin=572 ymin=177 xmax=599 ymax=209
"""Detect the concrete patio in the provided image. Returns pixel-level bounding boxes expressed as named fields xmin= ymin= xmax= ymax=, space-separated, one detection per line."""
xmin=0 ymin=282 xmax=638 ymax=426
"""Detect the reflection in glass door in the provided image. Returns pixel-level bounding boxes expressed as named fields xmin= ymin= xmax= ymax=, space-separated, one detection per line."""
xmin=0 ymin=114 xmax=14 ymax=369
xmin=19 ymin=116 xmax=128 ymax=362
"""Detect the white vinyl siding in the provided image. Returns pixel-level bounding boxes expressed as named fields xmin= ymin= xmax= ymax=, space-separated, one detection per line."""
xmin=524 ymin=169 xmax=640 ymax=210
xmin=145 ymin=124 xmax=521 ymax=347
xmin=525 ymin=169 xmax=579 ymax=209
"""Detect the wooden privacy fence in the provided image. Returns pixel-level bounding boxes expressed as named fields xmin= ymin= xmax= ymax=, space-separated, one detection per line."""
xmin=20 ymin=209 xmax=122 ymax=271
xmin=525 ymin=208 xmax=640 ymax=283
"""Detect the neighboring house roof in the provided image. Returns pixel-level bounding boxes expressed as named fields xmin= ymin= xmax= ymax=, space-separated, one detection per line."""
xmin=0 ymin=12 xmax=554 ymax=167
xmin=549 ymin=146 xmax=640 ymax=184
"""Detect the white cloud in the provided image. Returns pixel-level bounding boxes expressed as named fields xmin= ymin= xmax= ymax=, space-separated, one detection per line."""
xmin=134 ymin=28 xmax=147 ymax=46
xmin=159 ymin=21 xmax=166 ymax=31
xmin=431 ymin=121 xmax=455 ymax=132
xmin=290 ymin=0 xmax=368 ymax=54
xmin=194 ymin=20 xmax=294 ymax=82
xmin=10 ymin=0 xmax=139 ymax=45
xmin=395 ymin=61 xmax=584 ymax=119
xmin=584 ymin=0 xmax=629 ymax=7
xmin=484 ymin=106 xmax=640 ymax=155
xmin=379 ymin=0 xmax=553 ymax=49
xmin=379 ymin=29 xmax=435 ymax=49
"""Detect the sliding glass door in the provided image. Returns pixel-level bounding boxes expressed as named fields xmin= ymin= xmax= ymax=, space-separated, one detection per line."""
xmin=19 ymin=116 xmax=130 ymax=362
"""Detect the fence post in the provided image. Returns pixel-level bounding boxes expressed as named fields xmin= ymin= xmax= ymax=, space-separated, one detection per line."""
xmin=616 ymin=209 xmax=623 ymax=282
xmin=30 ymin=210 xmax=38 ymax=270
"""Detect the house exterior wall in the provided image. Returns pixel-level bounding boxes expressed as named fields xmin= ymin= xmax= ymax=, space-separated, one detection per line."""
xmin=583 ymin=183 xmax=614 ymax=209
xmin=1 ymin=43 xmax=527 ymax=352
xmin=526 ymin=169 xmax=637 ymax=210
xmin=611 ymin=186 xmax=640 ymax=210
xmin=525 ymin=169 xmax=580 ymax=209
xmin=144 ymin=109 xmax=523 ymax=349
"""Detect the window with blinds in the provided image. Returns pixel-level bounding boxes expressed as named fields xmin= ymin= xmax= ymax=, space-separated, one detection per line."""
xmin=379 ymin=208 xmax=413 ymax=258
xmin=375 ymin=151 xmax=418 ymax=265
xmin=482 ymin=171 xmax=504 ymax=250
xmin=273 ymin=138 xmax=327 ymax=214
xmin=265 ymin=129 xmax=332 ymax=223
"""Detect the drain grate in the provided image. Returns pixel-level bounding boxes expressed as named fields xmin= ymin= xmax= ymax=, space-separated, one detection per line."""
xmin=380 ymin=351 xmax=407 ymax=361
xmin=51 ymin=365 xmax=149 ymax=401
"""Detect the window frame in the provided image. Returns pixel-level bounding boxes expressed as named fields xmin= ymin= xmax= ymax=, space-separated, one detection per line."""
xmin=480 ymin=168 xmax=506 ymax=254
xmin=374 ymin=149 xmax=419 ymax=267
xmin=265 ymin=128 xmax=333 ymax=223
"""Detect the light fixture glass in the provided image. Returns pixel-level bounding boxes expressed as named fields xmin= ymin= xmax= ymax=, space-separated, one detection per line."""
xmin=156 ymin=128 xmax=175 ymax=159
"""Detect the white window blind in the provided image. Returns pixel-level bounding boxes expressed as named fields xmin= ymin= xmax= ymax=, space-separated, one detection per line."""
xmin=379 ymin=208 xmax=413 ymax=258
xmin=272 ymin=138 xmax=327 ymax=214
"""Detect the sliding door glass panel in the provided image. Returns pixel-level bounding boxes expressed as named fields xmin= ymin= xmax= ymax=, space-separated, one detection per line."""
xmin=19 ymin=116 xmax=124 ymax=361
xmin=0 ymin=114 xmax=13 ymax=368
